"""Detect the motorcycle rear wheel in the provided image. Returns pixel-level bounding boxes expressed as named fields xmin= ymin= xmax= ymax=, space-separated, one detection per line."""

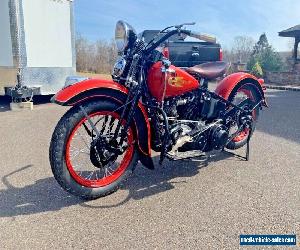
xmin=49 ymin=100 xmax=138 ymax=200
xmin=226 ymin=82 xmax=261 ymax=150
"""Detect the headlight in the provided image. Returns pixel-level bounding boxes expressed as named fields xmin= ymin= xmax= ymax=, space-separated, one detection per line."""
xmin=115 ymin=20 xmax=137 ymax=53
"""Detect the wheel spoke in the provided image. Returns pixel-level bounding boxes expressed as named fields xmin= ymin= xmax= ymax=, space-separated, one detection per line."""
xmin=86 ymin=171 xmax=94 ymax=180
xmin=104 ymin=167 xmax=113 ymax=178
xmin=82 ymin=122 xmax=93 ymax=137
xmin=100 ymin=116 xmax=109 ymax=134
xmin=76 ymin=170 xmax=83 ymax=176
xmin=70 ymin=149 xmax=80 ymax=159
xmin=77 ymin=129 xmax=91 ymax=150
xmin=107 ymin=116 xmax=116 ymax=135
xmin=95 ymin=169 xmax=99 ymax=180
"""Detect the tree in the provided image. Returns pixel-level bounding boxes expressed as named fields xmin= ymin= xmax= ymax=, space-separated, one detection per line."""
xmin=251 ymin=61 xmax=263 ymax=77
xmin=94 ymin=40 xmax=117 ymax=73
xmin=252 ymin=33 xmax=269 ymax=54
xmin=75 ymin=35 xmax=117 ymax=74
xmin=247 ymin=33 xmax=282 ymax=73
xmin=231 ymin=36 xmax=255 ymax=63
xmin=76 ymin=34 xmax=91 ymax=72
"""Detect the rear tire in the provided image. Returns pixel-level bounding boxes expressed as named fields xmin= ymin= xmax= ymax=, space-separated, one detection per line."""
xmin=49 ymin=100 xmax=138 ymax=200
xmin=226 ymin=83 xmax=261 ymax=150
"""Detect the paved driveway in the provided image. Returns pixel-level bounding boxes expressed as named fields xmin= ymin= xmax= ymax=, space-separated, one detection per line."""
xmin=0 ymin=89 xmax=299 ymax=249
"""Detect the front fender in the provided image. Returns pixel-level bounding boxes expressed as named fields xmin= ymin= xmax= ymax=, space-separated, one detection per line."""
xmin=215 ymin=72 xmax=267 ymax=106
xmin=52 ymin=78 xmax=154 ymax=169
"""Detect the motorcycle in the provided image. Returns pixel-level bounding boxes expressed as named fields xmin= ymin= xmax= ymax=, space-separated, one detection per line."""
xmin=49 ymin=21 xmax=267 ymax=199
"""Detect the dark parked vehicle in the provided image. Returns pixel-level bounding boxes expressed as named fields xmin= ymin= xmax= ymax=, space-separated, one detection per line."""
xmin=141 ymin=30 xmax=222 ymax=67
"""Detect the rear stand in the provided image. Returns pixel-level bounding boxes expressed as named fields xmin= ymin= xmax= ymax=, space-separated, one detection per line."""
xmin=223 ymin=128 xmax=252 ymax=161
xmin=4 ymin=72 xmax=39 ymax=111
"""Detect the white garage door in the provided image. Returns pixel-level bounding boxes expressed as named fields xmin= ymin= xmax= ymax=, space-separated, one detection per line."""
xmin=22 ymin=0 xmax=73 ymax=68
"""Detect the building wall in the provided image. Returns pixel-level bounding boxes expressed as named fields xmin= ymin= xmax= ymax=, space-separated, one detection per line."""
xmin=265 ymin=70 xmax=300 ymax=85
xmin=22 ymin=0 xmax=73 ymax=68
xmin=0 ymin=0 xmax=75 ymax=95
xmin=0 ymin=68 xmax=17 ymax=95
xmin=0 ymin=68 xmax=17 ymax=85
xmin=0 ymin=0 xmax=14 ymax=67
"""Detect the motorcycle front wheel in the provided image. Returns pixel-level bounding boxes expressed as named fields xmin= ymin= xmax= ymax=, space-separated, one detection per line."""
xmin=49 ymin=100 xmax=138 ymax=200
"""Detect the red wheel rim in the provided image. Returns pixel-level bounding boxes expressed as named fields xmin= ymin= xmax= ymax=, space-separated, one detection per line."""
xmin=65 ymin=111 xmax=134 ymax=188
xmin=232 ymin=128 xmax=250 ymax=142
xmin=231 ymin=87 xmax=256 ymax=142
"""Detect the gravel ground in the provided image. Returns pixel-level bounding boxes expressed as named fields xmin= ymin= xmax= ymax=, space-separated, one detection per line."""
xmin=0 ymin=89 xmax=299 ymax=249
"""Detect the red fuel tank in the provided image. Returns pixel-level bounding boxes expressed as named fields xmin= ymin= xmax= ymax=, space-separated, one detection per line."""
xmin=147 ymin=62 xmax=199 ymax=102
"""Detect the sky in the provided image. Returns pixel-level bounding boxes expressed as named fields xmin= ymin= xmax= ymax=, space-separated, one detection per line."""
xmin=74 ymin=0 xmax=300 ymax=52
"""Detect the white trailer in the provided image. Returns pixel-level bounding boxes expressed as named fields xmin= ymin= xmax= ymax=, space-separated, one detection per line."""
xmin=0 ymin=0 xmax=75 ymax=96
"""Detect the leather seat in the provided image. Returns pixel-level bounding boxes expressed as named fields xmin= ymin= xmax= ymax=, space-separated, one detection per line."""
xmin=186 ymin=61 xmax=229 ymax=80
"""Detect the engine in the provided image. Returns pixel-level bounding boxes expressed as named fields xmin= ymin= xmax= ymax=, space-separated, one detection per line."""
xmin=173 ymin=123 xmax=229 ymax=153
xmin=164 ymin=90 xmax=226 ymax=121
xmin=161 ymin=91 xmax=229 ymax=153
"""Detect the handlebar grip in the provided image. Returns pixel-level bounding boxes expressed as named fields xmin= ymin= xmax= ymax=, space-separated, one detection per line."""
xmin=189 ymin=31 xmax=216 ymax=43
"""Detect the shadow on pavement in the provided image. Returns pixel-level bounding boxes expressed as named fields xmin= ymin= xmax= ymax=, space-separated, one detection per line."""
xmin=80 ymin=153 xmax=234 ymax=209
xmin=0 ymin=96 xmax=11 ymax=112
xmin=0 ymin=165 xmax=81 ymax=217
xmin=0 ymin=153 xmax=235 ymax=217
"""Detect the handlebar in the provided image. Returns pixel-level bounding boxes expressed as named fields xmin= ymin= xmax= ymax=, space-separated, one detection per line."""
xmin=145 ymin=29 xmax=178 ymax=54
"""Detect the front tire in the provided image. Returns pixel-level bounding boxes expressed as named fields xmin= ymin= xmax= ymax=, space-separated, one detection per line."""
xmin=49 ymin=100 xmax=138 ymax=200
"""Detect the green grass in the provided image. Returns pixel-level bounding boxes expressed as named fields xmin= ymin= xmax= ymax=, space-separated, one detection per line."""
xmin=77 ymin=72 xmax=112 ymax=80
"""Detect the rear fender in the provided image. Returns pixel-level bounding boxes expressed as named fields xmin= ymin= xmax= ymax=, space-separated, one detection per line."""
xmin=215 ymin=72 xmax=267 ymax=106
xmin=52 ymin=78 xmax=154 ymax=169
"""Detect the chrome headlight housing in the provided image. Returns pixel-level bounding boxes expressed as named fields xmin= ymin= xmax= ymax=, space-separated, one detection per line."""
xmin=115 ymin=20 xmax=137 ymax=53
xmin=112 ymin=57 xmax=127 ymax=77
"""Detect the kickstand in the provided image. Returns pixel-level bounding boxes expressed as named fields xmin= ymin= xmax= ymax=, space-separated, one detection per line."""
xmin=224 ymin=127 xmax=252 ymax=161
xmin=245 ymin=133 xmax=250 ymax=161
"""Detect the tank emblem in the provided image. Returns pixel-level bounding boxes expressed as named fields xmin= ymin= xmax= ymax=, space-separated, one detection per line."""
xmin=168 ymin=77 xmax=186 ymax=87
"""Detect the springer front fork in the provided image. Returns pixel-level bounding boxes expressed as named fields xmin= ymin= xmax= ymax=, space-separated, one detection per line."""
xmin=79 ymin=88 xmax=141 ymax=153
xmin=113 ymin=88 xmax=141 ymax=145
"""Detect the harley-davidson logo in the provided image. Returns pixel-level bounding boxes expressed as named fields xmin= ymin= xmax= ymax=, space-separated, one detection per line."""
xmin=168 ymin=77 xmax=185 ymax=87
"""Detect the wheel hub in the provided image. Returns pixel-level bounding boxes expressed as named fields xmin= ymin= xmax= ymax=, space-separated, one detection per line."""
xmin=90 ymin=137 xmax=118 ymax=168
xmin=89 ymin=136 xmax=128 ymax=168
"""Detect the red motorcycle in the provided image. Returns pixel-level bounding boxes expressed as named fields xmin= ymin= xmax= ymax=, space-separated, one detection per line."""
xmin=50 ymin=21 xmax=267 ymax=199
